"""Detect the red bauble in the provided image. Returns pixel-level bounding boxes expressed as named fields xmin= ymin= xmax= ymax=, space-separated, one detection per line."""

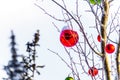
xmin=88 ymin=67 xmax=98 ymax=76
xmin=60 ymin=29 xmax=79 ymax=47
xmin=97 ymin=35 xmax=101 ymax=42
xmin=105 ymin=44 xmax=115 ymax=54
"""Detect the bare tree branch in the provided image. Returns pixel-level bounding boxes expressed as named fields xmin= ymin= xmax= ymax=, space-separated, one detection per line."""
xmin=51 ymin=0 xmax=103 ymax=57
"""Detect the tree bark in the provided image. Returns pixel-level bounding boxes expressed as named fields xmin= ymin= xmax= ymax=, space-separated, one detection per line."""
xmin=101 ymin=0 xmax=112 ymax=80
xmin=116 ymin=31 xmax=120 ymax=80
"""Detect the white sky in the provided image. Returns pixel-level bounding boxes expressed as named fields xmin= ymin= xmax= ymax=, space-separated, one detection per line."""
xmin=0 ymin=0 xmax=119 ymax=80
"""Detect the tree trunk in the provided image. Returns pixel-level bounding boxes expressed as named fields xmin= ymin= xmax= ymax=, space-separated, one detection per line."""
xmin=101 ymin=0 xmax=112 ymax=80
xmin=116 ymin=31 xmax=120 ymax=80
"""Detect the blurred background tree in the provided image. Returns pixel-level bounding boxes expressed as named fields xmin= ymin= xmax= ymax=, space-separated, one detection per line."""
xmin=3 ymin=30 xmax=44 ymax=80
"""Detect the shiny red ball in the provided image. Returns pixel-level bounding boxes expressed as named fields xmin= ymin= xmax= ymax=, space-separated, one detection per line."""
xmin=97 ymin=35 xmax=101 ymax=42
xmin=60 ymin=29 xmax=79 ymax=47
xmin=105 ymin=44 xmax=115 ymax=54
xmin=88 ymin=67 xmax=98 ymax=76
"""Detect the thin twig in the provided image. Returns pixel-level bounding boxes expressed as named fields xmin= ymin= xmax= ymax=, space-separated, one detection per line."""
xmin=52 ymin=0 xmax=103 ymax=57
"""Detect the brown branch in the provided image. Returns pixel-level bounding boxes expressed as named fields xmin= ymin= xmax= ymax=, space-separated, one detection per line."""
xmin=101 ymin=0 xmax=112 ymax=80
xmin=48 ymin=49 xmax=78 ymax=76
xmin=116 ymin=30 xmax=120 ymax=79
xmin=34 ymin=3 xmax=72 ymax=22
xmin=64 ymin=47 xmax=81 ymax=80
xmin=108 ymin=7 xmax=120 ymax=39
xmin=85 ymin=0 xmax=102 ymax=26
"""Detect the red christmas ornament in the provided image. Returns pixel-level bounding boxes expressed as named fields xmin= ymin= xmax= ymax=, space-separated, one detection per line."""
xmin=88 ymin=67 xmax=98 ymax=76
xmin=105 ymin=44 xmax=115 ymax=54
xmin=60 ymin=29 xmax=79 ymax=47
xmin=97 ymin=35 xmax=101 ymax=42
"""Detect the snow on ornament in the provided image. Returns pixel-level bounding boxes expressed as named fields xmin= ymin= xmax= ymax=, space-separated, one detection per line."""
xmin=105 ymin=44 xmax=115 ymax=54
xmin=60 ymin=28 xmax=79 ymax=47
xmin=65 ymin=77 xmax=74 ymax=80
xmin=62 ymin=26 xmax=70 ymax=31
xmin=88 ymin=67 xmax=98 ymax=76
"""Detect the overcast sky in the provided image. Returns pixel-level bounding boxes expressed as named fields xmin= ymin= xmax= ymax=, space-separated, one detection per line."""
xmin=0 ymin=0 xmax=119 ymax=80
